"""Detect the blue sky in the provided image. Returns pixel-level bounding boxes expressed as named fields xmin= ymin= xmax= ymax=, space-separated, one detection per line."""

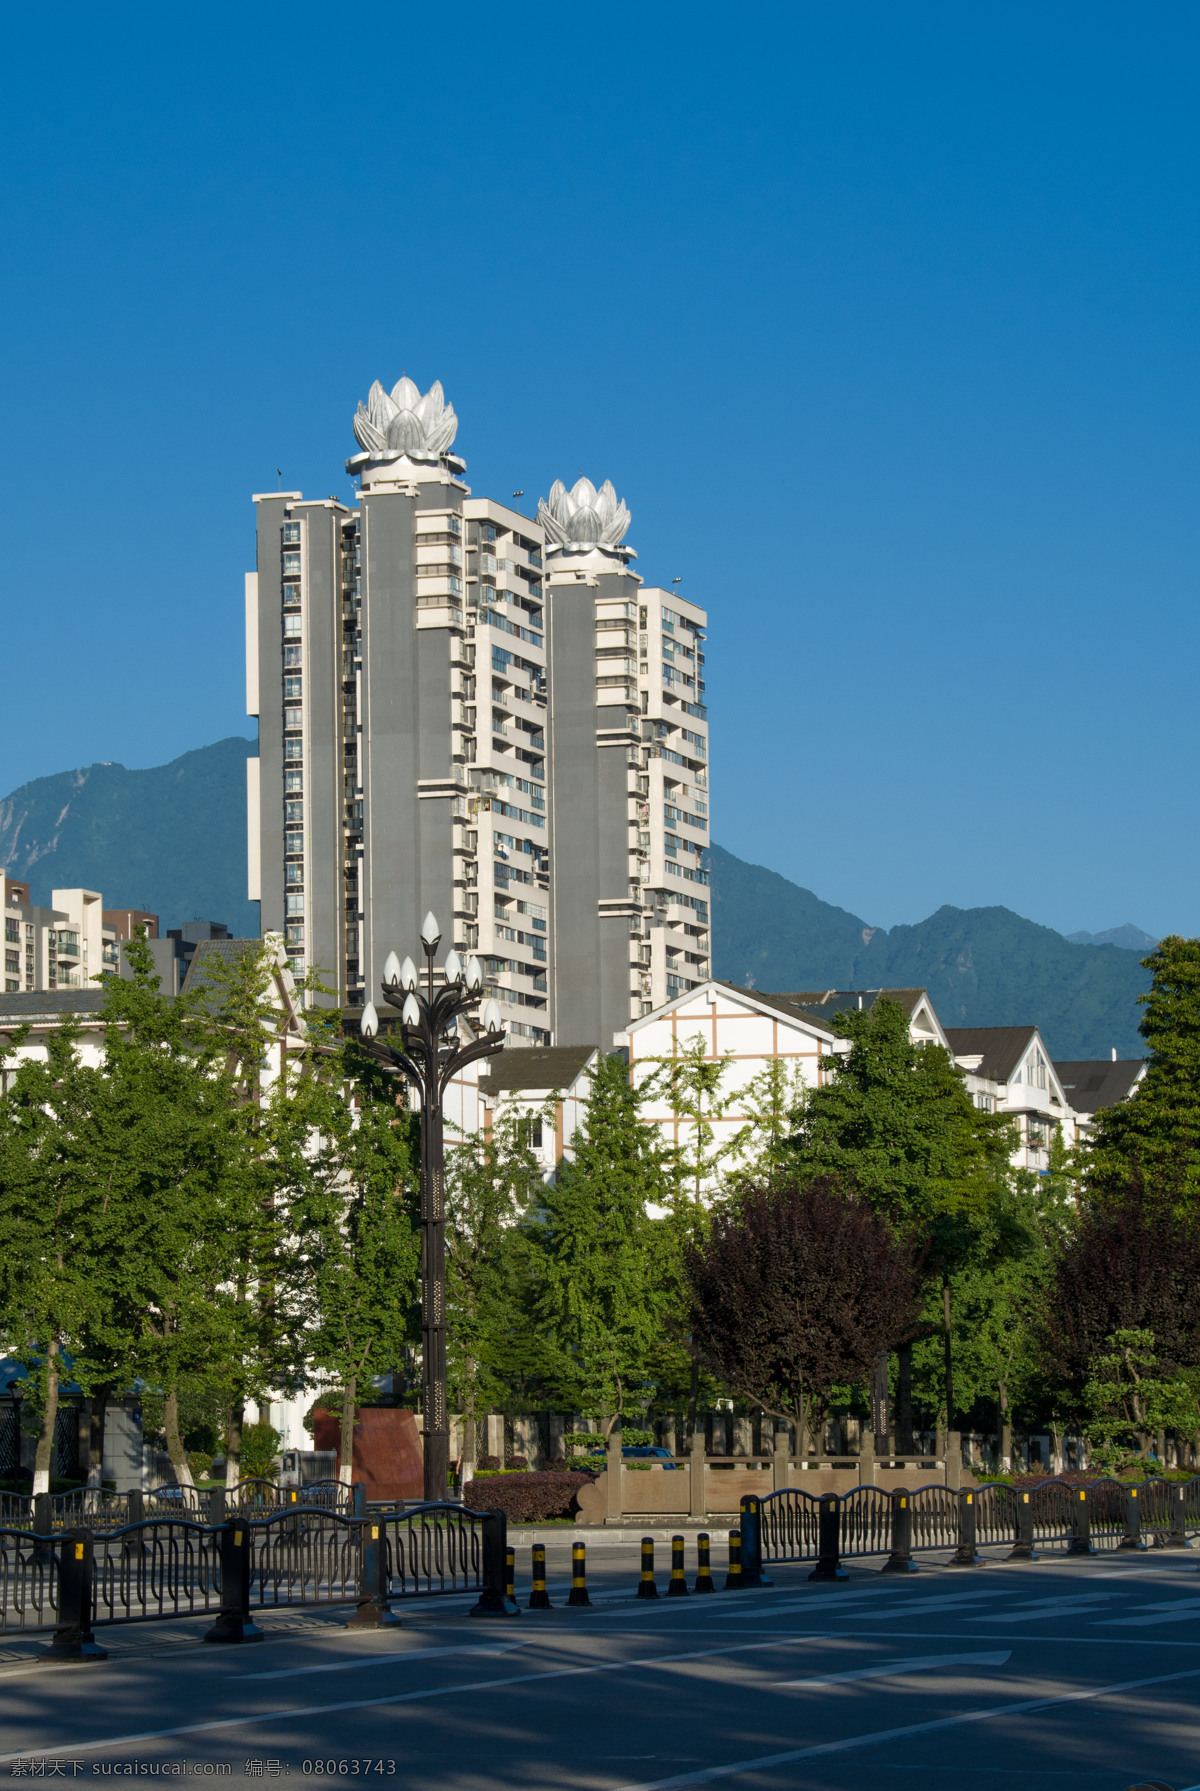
xmin=2 ymin=4 xmax=1197 ymax=938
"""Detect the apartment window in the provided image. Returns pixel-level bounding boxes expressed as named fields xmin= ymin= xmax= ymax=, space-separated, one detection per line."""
xmin=285 ymin=770 xmax=303 ymax=792
xmin=284 ymin=741 xmax=303 ymax=761
xmin=285 ymin=801 xmax=304 ymax=823
xmin=975 ymin=1092 xmax=994 ymax=1112
xmin=4 ymin=920 xmax=17 ymax=943
xmin=282 ymin=523 xmax=301 ymax=544
xmin=285 ymin=831 xmax=304 ymax=855
xmin=285 ymin=865 xmax=304 ymax=885
xmin=5 ymin=952 xmax=17 ymax=973
xmin=285 ymin=923 xmax=304 ymax=945
xmin=285 ymin=896 xmax=305 ymax=915
xmin=282 ymin=552 xmax=302 ymax=577
xmin=284 ymin=676 xmax=303 ymax=699
xmin=284 ymin=707 xmax=303 ymax=731
xmin=283 ymin=614 xmax=302 ymax=638
xmin=284 ymin=645 xmax=302 ymax=668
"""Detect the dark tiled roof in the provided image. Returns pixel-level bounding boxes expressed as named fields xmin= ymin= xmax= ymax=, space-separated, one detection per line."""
xmin=0 ymin=987 xmax=109 ymax=1025
xmin=179 ymin=938 xmax=265 ymax=1008
xmin=780 ymin=987 xmax=931 ymax=1020
xmin=944 ymin=1026 xmax=1038 ymax=1084
xmin=479 ymin=1044 xmax=597 ymax=1094
xmin=1053 ymin=1059 xmax=1146 ymax=1114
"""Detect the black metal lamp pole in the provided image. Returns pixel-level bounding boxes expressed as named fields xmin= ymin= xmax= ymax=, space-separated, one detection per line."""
xmin=359 ymin=911 xmax=505 ymax=1502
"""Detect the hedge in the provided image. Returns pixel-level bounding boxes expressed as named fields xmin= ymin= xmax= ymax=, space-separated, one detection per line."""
xmin=463 ymin=1470 xmax=594 ymax=1523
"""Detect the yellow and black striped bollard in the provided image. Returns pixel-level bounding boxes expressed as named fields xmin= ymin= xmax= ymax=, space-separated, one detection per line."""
xmin=528 ymin=1542 xmax=553 ymax=1610
xmin=725 ymin=1528 xmax=742 ymax=1590
xmin=667 ymin=1533 xmax=689 ymax=1597
xmin=566 ymin=1540 xmax=592 ymax=1607
xmin=693 ymin=1531 xmax=714 ymax=1594
xmin=637 ymin=1535 xmax=658 ymax=1599
xmin=504 ymin=1546 xmax=520 ymax=1613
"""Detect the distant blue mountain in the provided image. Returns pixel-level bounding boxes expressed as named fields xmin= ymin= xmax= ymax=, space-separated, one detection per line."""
xmin=1065 ymin=924 xmax=1158 ymax=952
xmin=0 ymin=741 xmax=1159 ymax=1059
xmin=0 ymin=737 xmax=259 ymax=936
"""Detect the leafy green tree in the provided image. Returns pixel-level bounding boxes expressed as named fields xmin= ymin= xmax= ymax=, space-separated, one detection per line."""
xmin=1083 ymin=1329 xmax=1200 ymax=1469
xmin=527 ymin=1053 xmax=677 ymax=1434
xmin=787 ymin=997 xmax=1019 ymax=1444
xmin=443 ymin=1103 xmax=549 ymax=1463
xmin=290 ymin=1045 xmax=420 ymax=1484
xmin=727 ymin=1057 xmax=808 ymax=1195
xmin=1087 ymin=937 xmax=1200 ymax=1201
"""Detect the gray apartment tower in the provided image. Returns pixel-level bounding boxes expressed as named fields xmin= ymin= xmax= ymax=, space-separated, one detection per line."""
xmin=246 ymin=374 xmax=710 ymax=1050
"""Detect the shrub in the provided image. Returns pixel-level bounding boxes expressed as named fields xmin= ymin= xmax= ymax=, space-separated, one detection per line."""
xmin=240 ymin=1420 xmax=283 ymax=1479
xmin=463 ymin=1470 xmax=593 ymax=1524
xmin=187 ymin=1450 xmax=213 ymax=1479
xmin=505 ymin=1455 xmax=528 ymax=1471
xmin=477 ymin=1454 xmax=502 ymax=1472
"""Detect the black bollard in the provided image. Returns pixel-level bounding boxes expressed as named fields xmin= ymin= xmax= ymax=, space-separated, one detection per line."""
xmin=667 ymin=1534 xmax=689 ymax=1597
xmin=693 ymin=1531 xmax=715 ymax=1594
xmin=1168 ymin=1483 xmax=1192 ymax=1550
xmin=1119 ymin=1485 xmax=1148 ymax=1552
xmin=1067 ymin=1487 xmax=1096 ymax=1556
xmin=809 ymin=1493 xmax=848 ymax=1582
xmin=637 ymin=1536 xmax=659 ymax=1599
xmin=204 ymin=1521 xmax=265 ymax=1643
xmin=528 ymin=1542 xmax=553 ymax=1609
xmin=949 ymin=1489 xmax=982 ymax=1567
xmin=470 ymin=1509 xmax=518 ymax=1617
xmin=567 ymin=1541 xmax=592 ymax=1607
xmin=725 ymin=1529 xmax=742 ymax=1590
xmin=738 ymin=1496 xmax=773 ymax=1588
xmin=347 ymin=1519 xmax=399 ymax=1628
xmin=43 ymin=1531 xmax=107 ymax=1663
xmin=881 ymin=1490 xmax=918 ymax=1574
xmin=1007 ymin=1490 xmax=1039 ymax=1562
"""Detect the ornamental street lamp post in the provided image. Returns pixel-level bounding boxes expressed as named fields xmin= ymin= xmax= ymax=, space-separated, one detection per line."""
xmin=359 ymin=910 xmax=505 ymax=1503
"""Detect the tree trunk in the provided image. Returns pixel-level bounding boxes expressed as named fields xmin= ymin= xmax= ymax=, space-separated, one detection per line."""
xmin=339 ymin=1377 xmax=356 ymax=1487
xmin=998 ymin=1381 xmax=1012 ymax=1471
xmin=896 ymin=1341 xmax=915 ymax=1454
xmin=942 ymin=1275 xmax=955 ymax=1431
xmin=686 ymin=1355 xmax=700 ymax=1440
xmin=462 ymin=1363 xmax=477 ymax=1471
xmin=225 ymin=1399 xmax=244 ymax=1490
xmin=163 ymin=1387 xmax=196 ymax=1497
xmin=88 ymin=1384 xmax=112 ymax=1490
xmin=32 ymin=1340 xmax=60 ymax=1496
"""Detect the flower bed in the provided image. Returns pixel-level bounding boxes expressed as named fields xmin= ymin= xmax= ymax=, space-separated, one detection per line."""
xmin=463 ymin=1469 xmax=595 ymax=1524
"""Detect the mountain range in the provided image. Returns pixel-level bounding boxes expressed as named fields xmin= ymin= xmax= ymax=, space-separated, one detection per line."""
xmin=0 ymin=740 xmax=1157 ymax=1060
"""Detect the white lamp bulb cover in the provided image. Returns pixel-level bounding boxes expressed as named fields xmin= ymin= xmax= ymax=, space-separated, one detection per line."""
xmin=402 ymin=992 xmax=421 ymax=1028
xmin=399 ymin=955 xmax=418 ymax=991
xmin=482 ymin=999 xmax=502 ymax=1033
xmin=360 ymin=1001 xmax=379 ymax=1038
xmin=382 ymin=951 xmax=402 ymax=988
xmin=444 ymin=949 xmax=463 ymax=984
xmin=420 ymin=910 xmax=441 ymax=948
xmin=465 ymin=955 xmax=483 ymax=991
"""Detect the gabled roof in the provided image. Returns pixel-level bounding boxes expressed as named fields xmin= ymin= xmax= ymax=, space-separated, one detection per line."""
xmin=710 ymin=982 xmax=840 ymax=1038
xmin=944 ymin=1026 xmax=1039 ymax=1084
xmin=181 ymin=938 xmax=307 ymax=1040
xmin=0 ymin=987 xmax=109 ymax=1026
xmin=627 ymin=981 xmax=843 ymax=1044
xmin=779 ymin=987 xmax=929 ymax=1020
xmin=1053 ymin=1059 xmax=1146 ymax=1114
xmin=479 ymin=1044 xmax=597 ymax=1094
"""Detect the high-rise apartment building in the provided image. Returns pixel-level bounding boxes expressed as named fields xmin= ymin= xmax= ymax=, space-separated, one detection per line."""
xmin=245 ymin=374 xmax=709 ymax=1047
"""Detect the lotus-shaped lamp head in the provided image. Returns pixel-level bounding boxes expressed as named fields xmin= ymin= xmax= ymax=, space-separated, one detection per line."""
xmin=465 ymin=955 xmax=484 ymax=993
xmin=399 ymin=956 xmax=418 ymax=992
xmin=537 ymin=477 xmax=632 ymax=555
xmin=421 ymin=911 xmax=441 ymax=951
xmin=352 ymin=376 xmax=458 ymax=460
xmin=482 ymin=998 xmax=502 ymax=1034
xmin=401 ymin=991 xmax=421 ymax=1028
xmin=360 ymin=1001 xmax=379 ymax=1039
xmin=382 ymin=951 xmax=402 ymax=990
xmin=444 ymin=949 xmax=463 ymax=985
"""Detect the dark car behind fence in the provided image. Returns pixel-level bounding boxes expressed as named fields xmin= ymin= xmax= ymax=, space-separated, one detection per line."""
xmin=0 ymin=1500 xmax=511 ymax=1657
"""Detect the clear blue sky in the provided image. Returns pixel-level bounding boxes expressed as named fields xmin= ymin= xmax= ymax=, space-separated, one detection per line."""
xmin=2 ymin=4 xmax=1197 ymax=939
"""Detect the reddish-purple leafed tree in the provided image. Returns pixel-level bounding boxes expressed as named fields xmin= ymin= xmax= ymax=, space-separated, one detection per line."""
xmin=684 ymin=1175 xmax=924 ymax=1438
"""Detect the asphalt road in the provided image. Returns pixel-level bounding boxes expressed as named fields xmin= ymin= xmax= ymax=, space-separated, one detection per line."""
xmin=3 ymin=1541 xmax=1200 ymax=1788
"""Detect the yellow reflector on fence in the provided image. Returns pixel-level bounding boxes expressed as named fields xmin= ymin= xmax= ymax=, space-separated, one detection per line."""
xmin=75 ymin=1543 xmax=84 ymax=1560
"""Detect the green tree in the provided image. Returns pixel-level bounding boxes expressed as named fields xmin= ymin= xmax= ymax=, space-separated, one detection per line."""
xmin=528 ymin=1053 xmax=677 ymax=1434
xmin=787 ymin=997 xmax=1019 ymax=1443
xmin=1083 ymin=1328 xmax=1200 ymax=1469
xmin=727 ymin=1057 xmax=808 ymax=1195
xmin=1087 ymin=937 xmax=1200 ymax=1201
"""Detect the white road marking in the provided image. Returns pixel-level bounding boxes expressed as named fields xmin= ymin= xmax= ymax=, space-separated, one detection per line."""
xmin=0 ymin=1633 xmax=837 ymax=1761
xmin=838 ymin=1591 xmax=1008 ymax=1618
xmin=965 ymin=1594 xmax=1118 ymax=1624
xmin=609 ymin=1664 xmax=1200 ymax=1789
xmin=777 ymin=1649 xmax=1010 ymax=1688
xmin=243 ymin=1642 xmax=531 ymax=1681
xmin=1100 ymin=1595 xmax=1200 ymax=1627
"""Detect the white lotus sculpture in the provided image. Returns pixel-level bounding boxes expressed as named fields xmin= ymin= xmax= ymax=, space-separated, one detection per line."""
xmin=537 ymin=477 xmax=631 ymax=550
xmin=352 ymin=376 xmax=458 ymax=458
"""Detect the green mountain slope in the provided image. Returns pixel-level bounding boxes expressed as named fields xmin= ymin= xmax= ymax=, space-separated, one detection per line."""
xmin=710 ymin=842 xmax=1151 ymax=1060
xmin=0 ymin=737 xmax=258 ymax=936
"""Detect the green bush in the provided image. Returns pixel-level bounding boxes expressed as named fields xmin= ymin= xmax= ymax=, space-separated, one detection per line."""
xmin=239 ymin=1420 xmax=283 ymax=1479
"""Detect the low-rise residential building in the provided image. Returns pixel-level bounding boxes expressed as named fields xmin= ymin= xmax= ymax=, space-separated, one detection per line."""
xmin=945 ymin=1026 xmax=1072 ymax=1172
xmin=2 ymin=877 xmax=105 ymax=994
xmin=1053 ymin=1056 xmax=1147 ymax=1144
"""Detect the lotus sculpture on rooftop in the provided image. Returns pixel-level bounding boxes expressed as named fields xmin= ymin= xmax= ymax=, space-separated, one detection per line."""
xmin=537 ymin=477 xmax=631 ymax=551
xmin=352 ymin=376 xmax=459 ymax=459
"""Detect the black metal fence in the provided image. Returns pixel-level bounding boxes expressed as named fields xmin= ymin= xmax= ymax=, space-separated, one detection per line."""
xmin=0 ymin=1478 xmax=357 ymax=1535
xmin=741 ymin=1475 xmax=1200 ymax=1583
xmin=0 ymin=1500 xmax=512 ymax=1658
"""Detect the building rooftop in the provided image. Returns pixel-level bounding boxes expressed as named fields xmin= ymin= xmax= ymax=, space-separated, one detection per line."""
xmin=0 ymin=987 xmax=109 ymax=1026
xmin=478 ymin=1044 xmax=597 ymax=1094
xmin=944 ymin=1026 xmax=1039 ymax=1084
xmin=1053 ymin=1058 xmax=1146 ymax=1114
